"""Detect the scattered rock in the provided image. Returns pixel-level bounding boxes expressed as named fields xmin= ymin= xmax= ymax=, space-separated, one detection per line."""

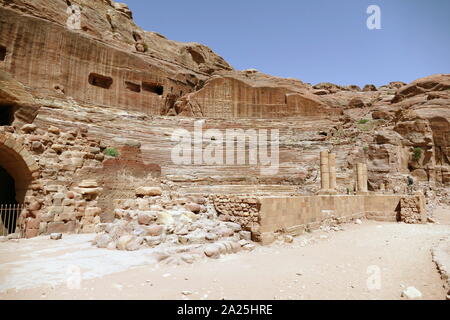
xmin=145 ymin=224 xmax=165 ymax=236
xmin=136 ymin=187 xmax=162 ymax=197
xmin=239 ymin=231 xmax=252 ymax=241
xmin=94 ymin=233 xmax=112 ymax=248
xmin=185 ymin=202 xmax=202 ymax=213
xmin=50 ymin=233 xmax=62 ymax=240
xmin=116 ymin=235 xmax=134 ymax=250
xmin=21 ymin=124 xmax=37 ymax=133
xmin=284 ymin=235 xmax=294 ymax=243
xmin=7 ymin=233 xmax=20 ymax=240
xmin=137 ymin=212 xmax=157 ymax=225
xmin=242 ymin=243 xmax=256 ymax=251
xmin=204 ymin=244 xmax=221 ymax=258
xmin=78 ymin=180 xmax=98 ymax=188
xmin=427 ymin=216 xmax=436 ymax=224
xmin=401 ymin=287 xmax=422 ymax=299
xmin=126 ymin=237 xmax=143 ymax=251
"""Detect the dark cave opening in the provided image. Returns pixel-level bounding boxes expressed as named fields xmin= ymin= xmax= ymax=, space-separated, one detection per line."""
xmin=142 ymin=82 xmax=164 ymax=95
xmin=0 ymin=104 xmax=15 ymax=126
xmin=88 ymin=73 xmax=113 ymax=89
xmin=0 ymin=166 xmax=18 ymax=235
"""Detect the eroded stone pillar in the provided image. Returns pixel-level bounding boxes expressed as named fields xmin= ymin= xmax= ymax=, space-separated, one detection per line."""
xmin=362 ymin=163 xmax=368 ymax=192
xmin=329 ymin=153 xmax=337 ymax=190
xmin=356 ymin=162 xmax=368 ymax=193
xmin=320 ymin=151 xmax=330 ymax=190
xmin=356 ymin=163 xmax=364 ymax=192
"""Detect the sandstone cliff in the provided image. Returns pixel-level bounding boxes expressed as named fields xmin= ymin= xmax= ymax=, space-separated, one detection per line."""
xmin=0 ymin=0 xmax=449 ymax=238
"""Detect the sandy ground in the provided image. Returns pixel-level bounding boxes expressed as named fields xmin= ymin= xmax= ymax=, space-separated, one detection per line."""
xmin=1 ymin=207 xmax=449 ymax=300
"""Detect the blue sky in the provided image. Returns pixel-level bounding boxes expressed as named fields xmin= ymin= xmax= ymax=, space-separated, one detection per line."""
xmin=125 ymin=0 xmax=450 ymax=87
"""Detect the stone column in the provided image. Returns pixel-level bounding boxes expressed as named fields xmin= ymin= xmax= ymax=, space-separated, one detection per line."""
xmin=354 ymin=165 xmax=359 ymax=192
xmin=356 ymin=162 xmax=368 ymax=193
xmin=320 ymin=151 xmax=330 ymax=190
xmin=356 ymin=163 xmax=364 ymax=192
xmin=328 ymin=153 xmax=337 ymax=190
xmin=362 ymin=163 xmax=368 ymax=192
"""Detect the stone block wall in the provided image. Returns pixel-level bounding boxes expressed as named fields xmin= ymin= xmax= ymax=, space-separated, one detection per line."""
xmin=0 ymin=123 xmax=134 ymax=237
xmin=257 ymin=195 xmax=366 ymax=237
xmin=231 ymin=194 xmax=428 ymax=243
xmin=399 ymin=195 xmax=427 ymax=224
xmin=212 ymin=195 xmax=261 ymax=234
xmin=364 ymin=194 xmax=404 ymax=222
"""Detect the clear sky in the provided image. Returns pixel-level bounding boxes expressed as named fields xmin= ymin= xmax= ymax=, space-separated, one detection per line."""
xmin=125 ymin=0 xmax=450 ymax=87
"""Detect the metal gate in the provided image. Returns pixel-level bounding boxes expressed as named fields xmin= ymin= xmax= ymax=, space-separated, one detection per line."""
xmin=0 ymin=203 xmax=23 ymax=237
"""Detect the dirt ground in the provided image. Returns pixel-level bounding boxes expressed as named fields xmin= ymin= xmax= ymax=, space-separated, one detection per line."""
xmin=1 ymin=207 xmax=449 ymax=300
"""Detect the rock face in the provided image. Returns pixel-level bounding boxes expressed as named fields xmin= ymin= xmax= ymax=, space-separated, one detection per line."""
xmin=0 ymin=0 xmax=449 ymax=240
xmin=167 ymin=72 xmax=342 ymax=118
xmin=0 ymin=0 xmax=230 ymax=116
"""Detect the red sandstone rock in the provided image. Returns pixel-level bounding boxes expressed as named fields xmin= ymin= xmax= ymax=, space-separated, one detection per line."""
xmin=0 ymin=0 xmax=448 ymax=241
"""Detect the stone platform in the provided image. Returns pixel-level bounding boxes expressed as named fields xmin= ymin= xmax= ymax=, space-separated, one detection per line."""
xmin=213 ymin=193 xmax=427 ymax=244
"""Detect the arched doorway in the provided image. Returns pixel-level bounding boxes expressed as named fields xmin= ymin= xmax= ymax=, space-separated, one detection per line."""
xmin=0 ymin=166 xmax=17 ymax=204
xmin=0 ymin=133 xmax=38 ymax=236
xmin=0 ymin=166 xmax=19 ymax=235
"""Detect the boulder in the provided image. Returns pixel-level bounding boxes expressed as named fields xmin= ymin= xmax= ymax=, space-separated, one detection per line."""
xmin=126 ymin=237 xmax=143 ymax=251
xmin=363 ymin=84 xmax=377 ymax=92
xmin=156 ymin=212 xmax=174 ymax=225
xmin=145 ymin=224 xmax=165 ymax=237
xmin=95 ymin=233 xmax=112 ymax=248
xmin=204 ymin=244 xmax=221 ymax=258
xmin=136 ymin=187 xmax=162 ymax=197
xmin=185 ymin=202 xmax=202 ymax=213
xmin=116 ymin=235 xmax=134 ymax=250
xmin=137 ymin=212 xmax=157 ymax=225
xmin=21 ymin=123 xmax=37 ymax=133
xmin=348 ymin=97 xmax=365 ymax=108
xmin=50 ymin=233 xmax=62 ymax=240
xmin=144 ymin=235 xmax=163 ymax=247
xmin=78 ymin=180 xmax=98 ymax=188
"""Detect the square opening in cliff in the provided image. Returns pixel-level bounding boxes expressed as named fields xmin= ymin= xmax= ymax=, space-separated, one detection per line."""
xmin=125 ymin=81 xmax=141 ymax=93
xmin=142 ymin=82 xmax=164 ymax=95
xmin=88 ymin=73 xmax=113 ymax=89
xmin=0 ymin=45 xmax=6 ymax=61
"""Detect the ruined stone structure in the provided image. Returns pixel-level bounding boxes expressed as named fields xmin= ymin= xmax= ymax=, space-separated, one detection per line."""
xmin=318 ymin=151 xmax=337 ymax=195
xmin=0 ymin=0 xmax=448 ymax=244
xmin=355 ymin=163 xmax=369 ymax=194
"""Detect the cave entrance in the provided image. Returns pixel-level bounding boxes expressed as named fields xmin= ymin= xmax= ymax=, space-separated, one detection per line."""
xmin=88 ymin=73 xmax=113 ymax=89
xmin=142 ymin=82 xmax=164 ymax=95
xmin=0 ymin=104 xmax=16 ymax=126
xmin=0 ymin=137 xmax=36 ymax=237
xmin=0 ymin=45 xmax=6 ymax=61
xmin=0 ymin=166 xmax=21 ymax=236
